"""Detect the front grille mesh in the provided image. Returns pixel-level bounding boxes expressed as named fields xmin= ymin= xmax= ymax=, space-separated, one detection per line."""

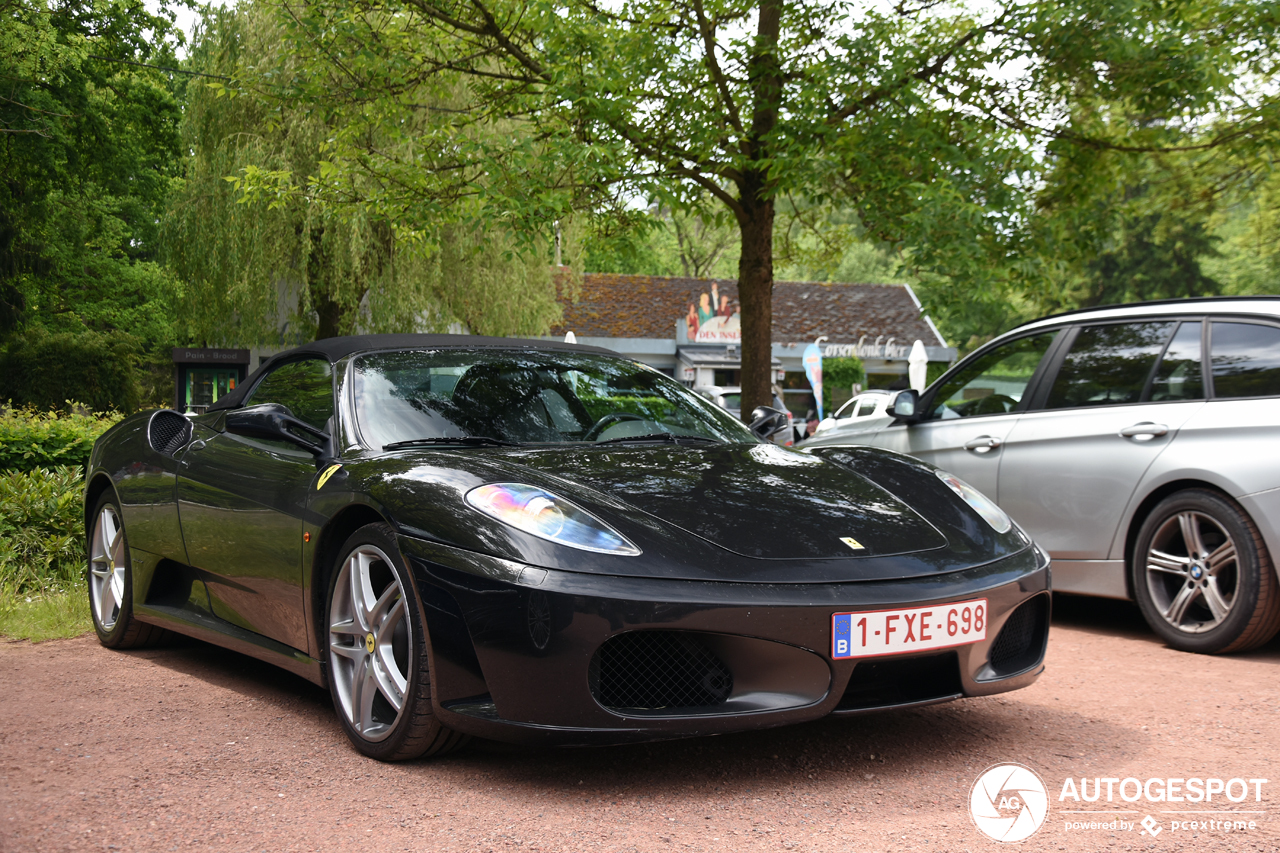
xmin=589 ymin=632 xmax=733 ymax=712
xmin=148 ymin=410 xmax=191 ymax=456
xmin=988 ymin=596 xmax=1048 ymax=676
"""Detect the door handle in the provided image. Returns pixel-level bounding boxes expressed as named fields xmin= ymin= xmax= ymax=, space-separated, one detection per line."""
xmin=180 ymin=439 xmax=206 ymax=465
xmin=964 ymin=435 xmax=1003 ymax=452
xmin=1120 ymin=423 xmax=1168 ymax=439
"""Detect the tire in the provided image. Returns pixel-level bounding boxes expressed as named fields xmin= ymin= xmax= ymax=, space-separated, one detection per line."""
xmin=325 ymin=523 xmax=468 ymax=761
xmin=87 ymin=493 xmax=173 ymax=649
xmin=1131 ymin=489 xmax=1280 ymax=654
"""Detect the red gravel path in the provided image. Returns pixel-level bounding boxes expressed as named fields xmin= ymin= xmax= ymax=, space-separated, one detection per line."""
xmin=2 ymin=595 xmax=1278 ymax=853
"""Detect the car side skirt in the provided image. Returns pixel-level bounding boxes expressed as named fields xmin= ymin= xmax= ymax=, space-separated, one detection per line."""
xmin=1051 ymin=559 xmax=1129 ymax=600
xmin=129 ymin=549 xmax=326 ymax=687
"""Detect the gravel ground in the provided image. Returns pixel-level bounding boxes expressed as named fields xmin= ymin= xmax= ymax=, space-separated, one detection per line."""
xmin=2 ymin=594 xmax=1278 ymax=853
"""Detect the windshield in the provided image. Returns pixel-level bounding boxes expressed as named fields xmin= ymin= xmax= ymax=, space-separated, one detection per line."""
xmin=353 ymin=349 xmax=757 ymax=448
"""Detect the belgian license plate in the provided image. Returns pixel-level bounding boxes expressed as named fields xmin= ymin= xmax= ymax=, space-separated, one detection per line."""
xmin=831 ymin=598 xmax=988 ymax=659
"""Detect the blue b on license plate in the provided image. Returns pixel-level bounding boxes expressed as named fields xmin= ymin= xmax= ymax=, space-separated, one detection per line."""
xmin=831 ymin=598 xmax=988 ymax=659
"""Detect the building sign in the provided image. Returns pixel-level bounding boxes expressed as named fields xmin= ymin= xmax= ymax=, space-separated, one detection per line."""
xmin=824 ymin=337 xmax=912 ymax=360
xmin=683 ymin=282 xmax=742 ymax=343
xmin=171 ymin=348 xmax=251 ymax=412
xmin=172 ymin=347 xmax=251 ymax=364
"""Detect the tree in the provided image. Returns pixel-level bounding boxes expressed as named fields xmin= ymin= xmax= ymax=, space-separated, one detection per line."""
xmin=264 ymin=0 xmax=1276 ymax=413
xmin=0 ymin=0 xmax=185 ymax=354
xmin=164 ymin=2 xmax=575 ymax=346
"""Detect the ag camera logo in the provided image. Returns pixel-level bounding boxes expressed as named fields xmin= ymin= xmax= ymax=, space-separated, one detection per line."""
xmin=970 ymin=763 xmax=1049 ymax=842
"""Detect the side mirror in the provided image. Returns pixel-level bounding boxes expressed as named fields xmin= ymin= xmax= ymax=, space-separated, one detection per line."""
xmin=225 ymin=403 xmax=331 ymax=457
xmin=749 ymin=406 xmax=791 ymax=440
xmin=887 ymin=389 xmax=920 ymax=422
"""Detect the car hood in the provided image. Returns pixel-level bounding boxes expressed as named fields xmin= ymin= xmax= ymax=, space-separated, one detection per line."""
xmin=506 ymin=443 xmax=945 ymax=560
xmin=359 ymin=443 xmax=1030 ymax=583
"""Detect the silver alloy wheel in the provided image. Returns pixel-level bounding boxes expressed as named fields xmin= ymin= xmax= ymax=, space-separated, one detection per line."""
xmin=1144 ymin=511 xmax=1239 ymax=634
xmin=89 ymin=505 xmax=127 ymax=630
xmin=328 ymin=545 xmax=411 ymax=742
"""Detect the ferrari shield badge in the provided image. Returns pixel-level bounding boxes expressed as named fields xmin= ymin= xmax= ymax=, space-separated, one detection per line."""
xmin=840 ymin=536 xmax=865 ymax=551
xmin=316 ymin=463 xmax=343 ymax=490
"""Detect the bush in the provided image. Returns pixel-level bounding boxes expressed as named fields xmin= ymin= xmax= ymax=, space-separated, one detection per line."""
xmin=0 ymin=327 xmax=142 ymax=413
xmin=0 ymin=406 xmax=121 ymax=472
xmin=0 ymin=466 xmax=85 ymax=595
xmin=822 ymin=356 xmax=866 ymax=414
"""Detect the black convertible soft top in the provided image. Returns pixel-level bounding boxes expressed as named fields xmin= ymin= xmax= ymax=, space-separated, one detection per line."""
xmin=208 ymin=333 xmax=619 ymax=412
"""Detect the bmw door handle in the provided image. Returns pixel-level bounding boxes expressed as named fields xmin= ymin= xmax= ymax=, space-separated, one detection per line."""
xmin=964 ymin=435 xmax=1003 ymax=453
xmin=1120 ymin=422 xmax=1168 ymax=440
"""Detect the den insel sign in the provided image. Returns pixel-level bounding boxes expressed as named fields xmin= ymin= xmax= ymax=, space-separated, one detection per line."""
xmin=682 ymin=282 xmax=742 ymax=343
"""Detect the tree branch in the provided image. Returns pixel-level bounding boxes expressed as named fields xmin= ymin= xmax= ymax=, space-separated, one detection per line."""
xmin=691 ymin=0 xmax=744 ymax=134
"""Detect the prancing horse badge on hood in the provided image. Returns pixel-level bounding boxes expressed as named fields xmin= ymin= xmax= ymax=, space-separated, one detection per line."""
xmin=840 ymin=536 xmax=865 ymax=550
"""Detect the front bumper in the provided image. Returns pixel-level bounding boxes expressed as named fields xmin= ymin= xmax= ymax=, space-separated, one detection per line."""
xmin=399 ymin=537 xmax=1051 ymax=745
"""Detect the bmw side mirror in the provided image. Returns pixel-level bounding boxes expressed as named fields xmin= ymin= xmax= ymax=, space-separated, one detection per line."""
xmin=749 ymin=406 xmax=791 ymax=440
xmin=887 ymin=389 xmax=920 ymax=422
xmin=225 ymin=403 xmax=332 ymax=458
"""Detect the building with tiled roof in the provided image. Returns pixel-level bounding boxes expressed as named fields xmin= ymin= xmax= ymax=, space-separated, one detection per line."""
xmin=550 ymin=273 xmax=954 ymax=395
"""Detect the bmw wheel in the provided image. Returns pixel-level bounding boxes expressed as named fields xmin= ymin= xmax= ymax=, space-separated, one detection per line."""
xmin=1132 ymin=490 xmax=1280 ymax=654
xmin=88 ymin=493 xmax=172 ymax=649
xmin=326 ymin=523 xmax=467 ymax=760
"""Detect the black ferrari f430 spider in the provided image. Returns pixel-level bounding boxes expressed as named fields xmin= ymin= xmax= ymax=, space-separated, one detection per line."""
xmin=85 ymin=335 xmax=1050 ymax=760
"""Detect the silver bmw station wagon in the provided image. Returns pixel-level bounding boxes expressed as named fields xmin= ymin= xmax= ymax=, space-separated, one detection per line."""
xmin=804 ymin=297 xmax=1280 ymax=654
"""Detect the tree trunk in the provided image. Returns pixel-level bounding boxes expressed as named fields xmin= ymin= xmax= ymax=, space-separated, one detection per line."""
xmin=736 ymin=186 xmax=775 ymax=420
xmin=307 ymin=227 xmax=345 ymax=340
xmin=735 ymin=0 xmax=783 ymax=421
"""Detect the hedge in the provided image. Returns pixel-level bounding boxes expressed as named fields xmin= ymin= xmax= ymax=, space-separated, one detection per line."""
xmin=0 ymin=328 xmax=142 ymax=413
xmin=0 ymin=406 xmax=121 ymax=472
xmin=0 ymin=466 xmax=86 ymax=595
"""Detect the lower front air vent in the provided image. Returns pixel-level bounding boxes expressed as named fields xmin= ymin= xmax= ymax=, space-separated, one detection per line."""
xmin=589 ymin=631 xmax=733 ymax=712
xmin=836 ymin=651 xmax=962 ymax=711
xmin=987 ymin=595 xmax=1049 ymax=676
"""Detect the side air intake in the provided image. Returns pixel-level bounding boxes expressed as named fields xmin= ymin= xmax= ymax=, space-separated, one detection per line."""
xmin=148 ymin=410 xmax=192 ymax=456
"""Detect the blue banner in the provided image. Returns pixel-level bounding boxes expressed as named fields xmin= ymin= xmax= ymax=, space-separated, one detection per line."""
xmin=803 ymin=343 xmax=824 ymax=420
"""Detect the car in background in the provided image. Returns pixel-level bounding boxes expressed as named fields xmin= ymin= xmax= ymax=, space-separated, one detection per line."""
xmin=694 ymin=384 xmax=795 ymax=445
xmin=808 ymin=390 xmax=896 ymax=442
xmin=85 ymin=335 xmax=1050 ymax=760
xmin=802 ymin=297 xmax=1280 ymax=654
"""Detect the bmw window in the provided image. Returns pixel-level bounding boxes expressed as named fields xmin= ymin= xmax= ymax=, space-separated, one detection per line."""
xmin=1045 ymin=322 xmax=1176 ymax=409
xmin=928 ymin=332 xmax=1057 ymax=420
xmin=1210 ymin=321 xmax=1280 ymax=398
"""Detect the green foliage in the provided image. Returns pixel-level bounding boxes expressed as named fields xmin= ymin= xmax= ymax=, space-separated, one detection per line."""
xmin=165 ymin=3 xmax=574 ymax=344
xmin=584 ymin=205 xmax=740 ymax=279
xmin=0 ymin=404 xmax=121 ymax=472
xmin=0 ymin=466 xmax=86 ymax=595
xmin=822 ymin=357 xmax=865 ymax=415
xmin=0 ymin=328 xmax=141 ymax=413
xmin=0 ymin=0 xmax=185 ymax=352
xmin=271 ymin=0 xmax=1278 ymax=412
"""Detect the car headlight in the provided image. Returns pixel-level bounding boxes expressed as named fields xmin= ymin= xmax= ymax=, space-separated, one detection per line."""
xmin=935 ymin=470 xmax=1013 ymax=534
xmin=465 ymin=483 xmax=641 ymax=555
